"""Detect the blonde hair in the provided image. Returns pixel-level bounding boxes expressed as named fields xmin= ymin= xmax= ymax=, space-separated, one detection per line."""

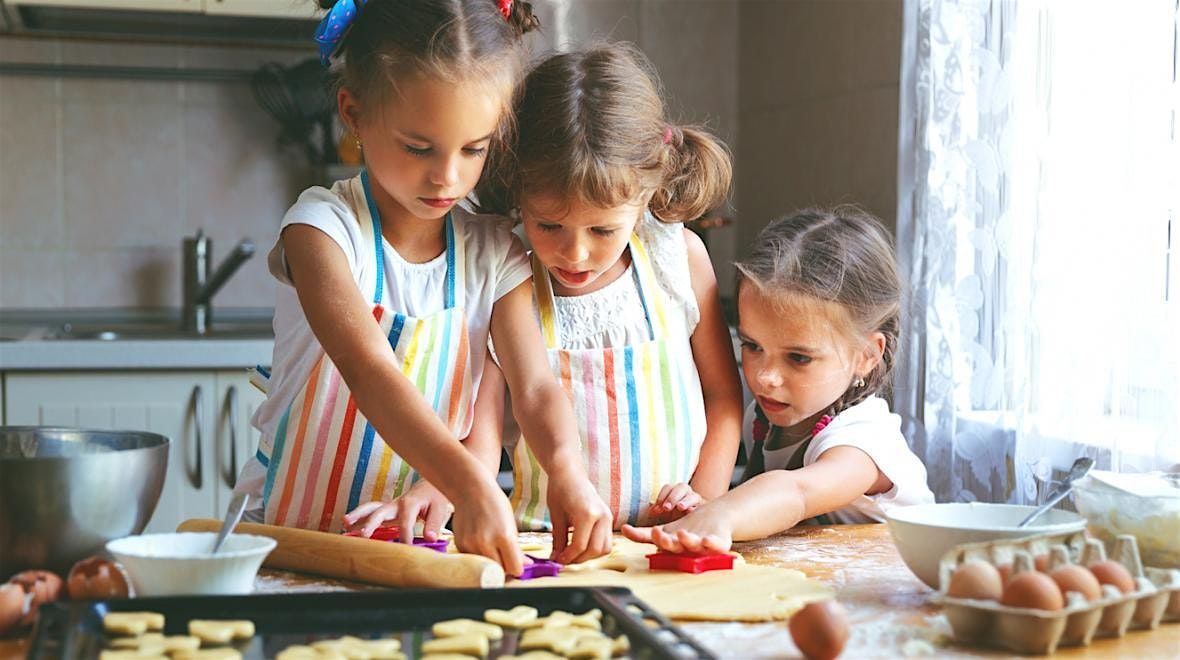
xmin=325 ymin=0 xmax=539 ymax=150
xmin=736 ymin=206 xmax=902 ymax=414
xmin=479 ymin=43 xmax=732 ymax=222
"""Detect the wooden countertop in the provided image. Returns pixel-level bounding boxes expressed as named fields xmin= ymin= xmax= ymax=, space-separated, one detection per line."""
xmin=6 ymin=524 xmax=1177 ymax=658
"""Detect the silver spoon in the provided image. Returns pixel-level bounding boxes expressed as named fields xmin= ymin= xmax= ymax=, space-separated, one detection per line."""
xmin=1018 ymin=457 xmax=1095 ymax=527
xmin=212 ymin=491 xmax=249 ymax=553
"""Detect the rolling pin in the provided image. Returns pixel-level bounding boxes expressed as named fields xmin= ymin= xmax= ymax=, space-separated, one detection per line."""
xmin=177 ymin=519 xmax=505 ymax=589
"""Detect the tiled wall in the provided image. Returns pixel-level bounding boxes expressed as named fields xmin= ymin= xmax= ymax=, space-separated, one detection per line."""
xmin=735 ymin=0 xmax=903 ymax=258
xmin=0 ymin=37 xmax=310 ymax=309
xmin=0 ymin=1 xmax=741 ymax=310
xmin=1 ymin=1 xmax=905 ymax=311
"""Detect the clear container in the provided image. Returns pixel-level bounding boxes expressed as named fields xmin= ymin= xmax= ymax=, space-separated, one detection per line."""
xmin=1071 ymin=470 xmax=1180 ymax=568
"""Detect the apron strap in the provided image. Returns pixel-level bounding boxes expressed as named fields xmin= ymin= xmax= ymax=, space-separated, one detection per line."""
xmin=531 ymin=253 xmax=561 ymax=349
xmin=625 ymin=233 xmax=668 ymax=342
xmin=355 ymin=171 xmax=463 ymax=310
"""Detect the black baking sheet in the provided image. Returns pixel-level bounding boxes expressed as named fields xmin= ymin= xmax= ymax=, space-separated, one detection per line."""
xmin=30 ymin=586 xmax=715 ymax=659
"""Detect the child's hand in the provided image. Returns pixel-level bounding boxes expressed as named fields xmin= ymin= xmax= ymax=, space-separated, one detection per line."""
xmin=343 ymin=480 xmax=454 ymax=542
xmin=649 ymin=483 xmax=704 ymax=521
xmin=450 ymin=483 xmax=526 ymax=577
xmin=622 ymin=504 xmax=734 ymax=554
xmin=545 ymin=472 xmax=612 ymax=564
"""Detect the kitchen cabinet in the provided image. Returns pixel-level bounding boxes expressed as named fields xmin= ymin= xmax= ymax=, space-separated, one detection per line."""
xmin=203 ymin=0 xmax=321 ymax=18
xmin=3 ymin=370 xmax=264 ymax=534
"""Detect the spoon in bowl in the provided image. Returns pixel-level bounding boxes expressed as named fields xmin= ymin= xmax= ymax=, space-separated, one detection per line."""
xmin=212 ymin=491 xmax=249 ymax=553
xmin=1018 ymin=456 xmax=1095 ymax=528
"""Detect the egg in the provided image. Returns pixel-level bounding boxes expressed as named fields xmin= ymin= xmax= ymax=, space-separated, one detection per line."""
xmin=1000 ymin=571 xmax=1065 ymax=610
xmin=7 ymin=570 xmax=64 ymax=627
xmin=1033 ymin=553 xmax=1050 ymax=572
xmin=67 ymin=556 xmax=132 ymax=600
xmin=946 ymin=560 xmax=1003 ymax=601
xmin=1048 ymin=564 xmax=1102 ymax=602
xmin=1088 ymin=560 xmax=1136 ymax=594
xmin=0 ymin=583 xmax=25 ymax=636
xmin=789 ymin=600 xmax=849 ymax=660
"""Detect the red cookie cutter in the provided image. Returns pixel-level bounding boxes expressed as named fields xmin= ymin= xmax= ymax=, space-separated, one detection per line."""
xmin=646 ymin=551 xmax=735 ymax=573
xmin=341 ymin=526 xmax=449 ymax=553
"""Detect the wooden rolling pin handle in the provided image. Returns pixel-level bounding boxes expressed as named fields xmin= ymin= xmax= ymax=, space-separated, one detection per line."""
xmin=177 ymin=519 xmax=505 ymax=589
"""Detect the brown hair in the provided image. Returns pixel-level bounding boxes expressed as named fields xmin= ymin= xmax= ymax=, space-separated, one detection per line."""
xmin=478 ymin=43 xmax=732 ymax=223
xmin=736 ymin=206 xmax=902 ymax=416
xmin=321 ymin=0 xmax=539 ymax=143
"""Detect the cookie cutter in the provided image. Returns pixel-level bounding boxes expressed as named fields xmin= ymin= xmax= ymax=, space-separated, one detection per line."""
xmin=646 ymin=551 xmax=735 ymax=573
xmin=516 ymin=554 xmax=562 ymax=580
xmin=341 ymin=526 xmax=449 ymax=553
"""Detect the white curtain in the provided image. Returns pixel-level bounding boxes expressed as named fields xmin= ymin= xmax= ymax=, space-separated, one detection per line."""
xmin=895 ymin=0 xmax=1180 ymax=504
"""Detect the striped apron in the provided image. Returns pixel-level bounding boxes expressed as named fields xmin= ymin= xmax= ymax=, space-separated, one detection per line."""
xmin=259 ymin=172 xmax=473 ymax=533
xmin=510 ymin=234 xmax=707 ymax=530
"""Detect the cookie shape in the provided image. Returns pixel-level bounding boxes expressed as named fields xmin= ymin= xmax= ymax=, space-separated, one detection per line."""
xmin=172 ymin=650 xmax=243 ymax=660
xmin=431 ymin=618 xmax=504 ymax=641
xmin=484 ymin=605 xmax=538 ymax=628
xmin=103 ymin=611 xmax=165 ymax=636
xmin=188 ymin=619 xmax=255 ymax=645
xmin=420 ymin=632 xmax=489 ymax=657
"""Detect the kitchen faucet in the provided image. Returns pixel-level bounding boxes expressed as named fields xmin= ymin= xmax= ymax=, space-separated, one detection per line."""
xmin=182 ymin=230 xmax=256 ymax=335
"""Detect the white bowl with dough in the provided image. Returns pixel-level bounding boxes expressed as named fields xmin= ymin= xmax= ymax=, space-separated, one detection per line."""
xmin=106 ymin=532 xmax=276 ymax=596
xmin=885 ymin=502 xmax=1086 ymax=588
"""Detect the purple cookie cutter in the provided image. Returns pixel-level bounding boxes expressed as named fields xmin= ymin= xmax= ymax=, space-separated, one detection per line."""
xmin=517 ymin=554 xmax=561 ymax=580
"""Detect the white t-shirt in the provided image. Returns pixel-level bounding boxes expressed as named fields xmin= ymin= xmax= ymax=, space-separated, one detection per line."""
xmin=236 ymin=181 xmax=531 ymax=504
xmin=741 ymin=396 xmax=935 ymax=523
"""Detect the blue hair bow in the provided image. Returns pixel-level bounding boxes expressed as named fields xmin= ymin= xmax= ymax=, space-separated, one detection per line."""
xmin=314 ymin=0 xmax=368 ymax=65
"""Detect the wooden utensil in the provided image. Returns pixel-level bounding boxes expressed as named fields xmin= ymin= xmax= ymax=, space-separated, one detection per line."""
xmin=177 ymin=519 xmax=504 ymax=589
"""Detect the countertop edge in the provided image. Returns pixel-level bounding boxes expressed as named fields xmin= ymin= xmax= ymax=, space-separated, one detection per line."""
xmin=0 ymin=338 xmax=274 ymax=370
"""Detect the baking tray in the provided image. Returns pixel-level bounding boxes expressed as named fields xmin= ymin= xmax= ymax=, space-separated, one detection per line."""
xmin=30 ymin=586 xmax=716 ymax=659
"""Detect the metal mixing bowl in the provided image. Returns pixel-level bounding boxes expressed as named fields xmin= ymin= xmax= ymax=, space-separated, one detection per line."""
xmin=0 ymin=427 xmax=169 ymax=576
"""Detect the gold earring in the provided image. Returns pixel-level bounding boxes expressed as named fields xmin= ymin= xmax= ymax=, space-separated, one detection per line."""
xmin=854 ymin=378 xmax=865 ymax=388
xmin=337 ymin=130 xmax=363 ymax=166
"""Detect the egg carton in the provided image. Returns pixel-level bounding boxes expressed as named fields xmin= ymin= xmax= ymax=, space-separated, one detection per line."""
xmin=933 ymin=531 xmax=1180 ymax=655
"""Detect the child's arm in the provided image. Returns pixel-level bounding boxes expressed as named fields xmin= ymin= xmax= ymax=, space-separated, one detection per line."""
xmin=489 ymin=280 xmax=613 ymax=563
xmin=343 ymin=350 xmax=507 ymax=541
xmin=283 ymin=225 xmax=523 ymax=574
xmin=625 ymin=445 xmax=884 ymax=553
xmin=651 ymin=230 xmax=744 ymax=516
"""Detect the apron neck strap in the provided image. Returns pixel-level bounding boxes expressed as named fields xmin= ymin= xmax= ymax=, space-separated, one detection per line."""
xmin=532 ymin=231 xmax=669 ymax=348
xmin=357 ymin=171 xmax=464 ymax=310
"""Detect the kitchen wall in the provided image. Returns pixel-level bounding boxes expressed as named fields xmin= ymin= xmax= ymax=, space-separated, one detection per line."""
xmin=735 ymin=0 xmax=903 ymax=260
xmin=0 ymin=0 xmax=898 ymax=311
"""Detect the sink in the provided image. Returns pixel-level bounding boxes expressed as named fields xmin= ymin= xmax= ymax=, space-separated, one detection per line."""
xmin=44 ymin=320 xmax=273 ymax=341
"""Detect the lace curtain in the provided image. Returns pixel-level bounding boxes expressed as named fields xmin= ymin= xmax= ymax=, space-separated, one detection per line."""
xmin=895 ymin=0 xmax=1180 ymax=504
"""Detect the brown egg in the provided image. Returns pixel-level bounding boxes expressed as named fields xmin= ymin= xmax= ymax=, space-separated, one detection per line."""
xmin=1033 ymin=553 xmax=1050 ymax=572
xmin=947 ymin=560 xmax=1004 ymax=600
xmin=1048 ymin=564 xmax=1102 ymax=601
xmin=789 ymin=600 xmax=849 ymax=660
xmin=1000 ymin=571 xmax=1065 ymax=610
xmin=0 ymin=583 xmax=25 ymax=636
xmin=67 ymin=556 xmax=131 ymax=600
xmin=7 ymin=570 xmax=63 ymax=627
xmin=1088 ymin=560 xmax=1136 ymax=594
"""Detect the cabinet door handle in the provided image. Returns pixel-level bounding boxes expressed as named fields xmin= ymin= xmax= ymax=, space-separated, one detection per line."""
xmin=221 ymin=385 xmax=239 ymax=489
xmin=189 ymin=385 xmax=204 ymax=490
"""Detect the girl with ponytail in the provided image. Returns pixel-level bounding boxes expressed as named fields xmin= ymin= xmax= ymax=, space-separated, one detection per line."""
xmin=473 ymin=44 xmax=745 ymax=531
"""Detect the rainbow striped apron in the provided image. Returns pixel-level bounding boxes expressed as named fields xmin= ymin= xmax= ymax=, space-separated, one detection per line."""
xmin=510 ymin=234 xmax=706 ymax=530
xmin=259 ymin=172 xmax=473 ymax=533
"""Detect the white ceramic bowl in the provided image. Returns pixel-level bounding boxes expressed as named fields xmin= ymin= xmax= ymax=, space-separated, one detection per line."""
xmin=885 ymin=502 xmax=1087 ymax=588
xmin=106 ymin=532 xmax=276 ymax=596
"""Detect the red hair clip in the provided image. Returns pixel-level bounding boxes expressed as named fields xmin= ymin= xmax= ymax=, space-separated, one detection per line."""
xmin=498 ymin=0 xmax=512 ymax=19
xmin=663 ymin=126 xmax=674 ymax=145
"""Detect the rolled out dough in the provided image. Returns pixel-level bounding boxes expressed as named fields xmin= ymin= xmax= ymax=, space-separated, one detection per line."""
xmin=508 ymin=535 xmax=832 ymax=622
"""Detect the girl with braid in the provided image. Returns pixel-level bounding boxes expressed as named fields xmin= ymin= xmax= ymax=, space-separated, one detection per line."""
xmin=623 ymin=206 xmax=934 ymax=553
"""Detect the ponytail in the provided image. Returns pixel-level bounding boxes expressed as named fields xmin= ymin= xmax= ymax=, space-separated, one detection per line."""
xmin=649 ymin=125 xmax=732 ymax=223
